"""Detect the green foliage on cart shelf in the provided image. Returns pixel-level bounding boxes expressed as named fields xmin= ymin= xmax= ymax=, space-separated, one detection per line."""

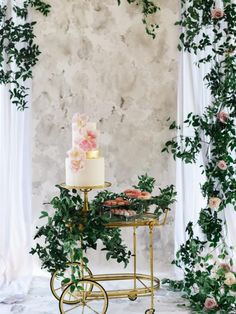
xmin=30 ymin=185 xmax=132 ymax=275
xmin=133 ymin=173 xmax=156 ymax=193
xmin=31 ymin=174 xmax=176 ymax=286
xmin=93 ymin=174 xmax=176 ymax=217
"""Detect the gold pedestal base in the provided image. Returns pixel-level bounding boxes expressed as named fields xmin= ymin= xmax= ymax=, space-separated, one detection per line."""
xmin=60 ymin=182 xmax=112 ymax=213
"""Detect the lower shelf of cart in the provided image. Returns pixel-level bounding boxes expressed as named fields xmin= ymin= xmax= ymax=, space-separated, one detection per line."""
xmin=82 ymin=273 xmax=160 ymax=299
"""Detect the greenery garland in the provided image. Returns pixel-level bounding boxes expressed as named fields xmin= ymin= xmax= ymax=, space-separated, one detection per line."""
xmin=31 ymin=175 xmax=176 ymax=285
xmin=0 ymin=0 xmax=159 ymax=110
xmin=0 ymin=0 xmax=50 ymax=110
xmin=162 ymin=0 xmax=236 ymax=312
xmin=117 ymin=0 xmax=160 ymax=38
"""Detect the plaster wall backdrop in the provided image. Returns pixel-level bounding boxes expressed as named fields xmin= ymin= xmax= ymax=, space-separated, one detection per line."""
xmin=32 ymin=0 xmax=179 ymax=275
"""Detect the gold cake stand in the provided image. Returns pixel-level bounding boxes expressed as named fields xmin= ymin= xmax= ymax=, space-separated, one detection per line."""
xmin=51 ymin=182 xmax=169 ymax=314
xmin=60 ymin=181 xmax=112 ymax=212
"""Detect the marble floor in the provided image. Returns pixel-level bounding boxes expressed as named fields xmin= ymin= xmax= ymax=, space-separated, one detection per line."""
xmin=0 ymin=276 xmax=190 ymax=314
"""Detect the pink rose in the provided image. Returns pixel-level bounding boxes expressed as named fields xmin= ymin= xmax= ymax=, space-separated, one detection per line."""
xmin=211 ymin=8 xmax=224 ymax=19
xmin=217 ymin=111 xmax=229 ymax=123
xmin=208 ymin=197 xmax=221 ymax=210
xmin=124 ymin=189 xmax=142 ymax=198
xmin=204 ymin=297 xmax=218 ymax=310
xmin=224 ymin=272 xmax=236 ymax=286
xmin=137 ymin=191 xmax=152 ymax=200
xmin=220 ymin=263 xmax=231 ymax=272
xmin=217 ymin=160 xmax=227 ymax=170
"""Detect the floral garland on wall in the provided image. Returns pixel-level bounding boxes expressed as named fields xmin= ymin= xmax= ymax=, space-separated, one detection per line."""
xmin=162 ymin=0 xmax=236 ymax=312
xmin=0 ymin=0 xmax=50 ymax=110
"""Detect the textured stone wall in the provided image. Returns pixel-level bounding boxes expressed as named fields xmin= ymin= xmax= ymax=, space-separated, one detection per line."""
xmin=32 ymin=0 xmax=179 ymax=274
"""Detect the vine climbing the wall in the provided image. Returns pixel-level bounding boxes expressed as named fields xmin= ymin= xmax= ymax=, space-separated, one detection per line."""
xmin=0 ymin=0 xmax=50 ymax=110
xmin=0 ymin=0 xmax=160 ymax=110
xmin=117 ymin=0 xmax=160 ymax=38
xmin=162 ymin=0 xmax=236 ymax=312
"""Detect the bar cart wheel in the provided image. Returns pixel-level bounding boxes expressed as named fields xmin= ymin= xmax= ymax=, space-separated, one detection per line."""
xmin=128 ymin=294 xmax=137 ymax=301
xmin=59 ymin=280 xmax=108 ymax=314
xmin=145 ymin=309 xmax=155 ymax=314
xmin=50 ymin=262 xmax=93 ymax=303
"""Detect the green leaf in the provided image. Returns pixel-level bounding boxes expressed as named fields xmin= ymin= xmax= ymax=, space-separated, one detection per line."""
xmin=39 ymin=211 xmax=48 ymax=219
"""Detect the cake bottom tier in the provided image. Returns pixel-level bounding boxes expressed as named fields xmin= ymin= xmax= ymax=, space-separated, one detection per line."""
xmin=65 ymin=157 xmax=105 ymax=187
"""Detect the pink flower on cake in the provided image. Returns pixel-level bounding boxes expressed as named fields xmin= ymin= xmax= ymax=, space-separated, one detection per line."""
xmin=204 ymin=297 xmax=218 ymax=310
xmin=208 ymin=197 xmax=221 ymax=210
xmin=70 ymin=160 xmax=83 ymax=172
xmin=67 ymin=148 xmax=85 ymax=172
xmin=78 ymin=129 xmax=97 ymax=152
xmin=72 ymin=113 xmax=88 ymax=130
xmin=124 ymin=189 xmax=142 ymax=198
xmin=137 ymin=191 xmax=152 ymax=200
xmin=79 ymin=139 xmax=97 ymax=151
xmin=217 ymin=160 xmax=227 ymax=170
xmin=67 ymin=148 xmax=85 ymax=160
xmin=211 ymin=8 xmax=224 ymax=19
xmin=217 ymin=111 xmax=229 ymax=123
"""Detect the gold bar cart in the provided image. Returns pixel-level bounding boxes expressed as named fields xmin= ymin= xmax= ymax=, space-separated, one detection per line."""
xmin=50 ymin=183 xmax=169 ymax=314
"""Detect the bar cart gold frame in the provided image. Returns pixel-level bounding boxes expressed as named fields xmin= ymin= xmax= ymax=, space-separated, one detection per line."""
xmin=50 ymin=183 xmax=169 ymax=314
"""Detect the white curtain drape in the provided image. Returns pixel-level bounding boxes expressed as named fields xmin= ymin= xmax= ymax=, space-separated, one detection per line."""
xmin=175 ymin=50 xmax=210 ymax=250
xmin=0 ymin=0 xmax=32 ymax=304
xmin=175 ymin=29 xmax=236 ymax=263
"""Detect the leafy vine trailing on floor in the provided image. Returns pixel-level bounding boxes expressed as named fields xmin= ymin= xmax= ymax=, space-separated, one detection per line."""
xmin=117 ymin=0 xmax=160 ymax=38
xmin=162 ymin=0 xmax=236 ymax=312
xmin=0 ymin=0 xmax=50 ymax=110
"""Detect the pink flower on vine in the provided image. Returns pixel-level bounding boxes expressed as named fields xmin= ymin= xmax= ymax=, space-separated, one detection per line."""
xmin=78 ymin=130 xmax=97 ymax=152
xmin=220 ymin=263 xmax=231 ymax=272
xmin=217 ymin=160 xmax=227 ymax=170
xmin=224 ymin=272 xmax=236 ymax=286
xmin=204 ymin=297 xmax=218 ymax=310
xmin=217 ymin=111 xmax=229 ymax=123
xmin=208 ymin=197 xmax=221 ymax=210
xmin=211 ymin=8 xmax=224 ymax=19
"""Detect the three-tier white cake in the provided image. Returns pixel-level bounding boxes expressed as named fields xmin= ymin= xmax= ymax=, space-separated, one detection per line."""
xmin=65 ymin=113 xmax=105 ymax=187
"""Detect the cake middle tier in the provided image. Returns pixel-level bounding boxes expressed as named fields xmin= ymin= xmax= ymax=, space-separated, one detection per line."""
xmin=65 ymin=157 xmax=105 ymax=187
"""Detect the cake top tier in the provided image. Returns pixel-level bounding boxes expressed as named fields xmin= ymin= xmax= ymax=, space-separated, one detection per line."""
xmin=72 ymin=113 xmax=99 ymax=152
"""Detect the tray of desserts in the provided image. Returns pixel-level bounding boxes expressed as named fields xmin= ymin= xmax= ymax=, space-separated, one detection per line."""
xmin=103 ymin=197 xmax=137 ymax=218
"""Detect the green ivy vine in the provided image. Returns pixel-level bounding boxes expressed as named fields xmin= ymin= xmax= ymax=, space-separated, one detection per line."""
xmin=30 ymin=185 xmax=132 ymax=274
xmin=31 ymin=175 xmax=176 ymax=284
xmin=0 ymin=0 xmax=50 ymax=110
xmin=162 ymin=0 xmax=236 ymax=312
xmin=1 ymin=0 xmax=160 ymax=110
xmin=117 ymin=0 xmax=160 ymax=38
